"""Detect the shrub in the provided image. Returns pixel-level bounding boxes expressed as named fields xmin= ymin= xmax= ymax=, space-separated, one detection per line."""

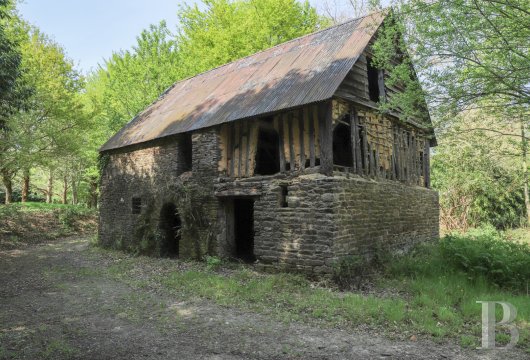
xmin=56 ymin=206 xmax=95 ymax=231
xmin=441 ymin=227 xmax=530 ymax=293
xmin=204 ymin=255 xmax=223 ymax=271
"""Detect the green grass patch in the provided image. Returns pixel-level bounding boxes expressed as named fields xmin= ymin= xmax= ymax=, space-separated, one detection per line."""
xmin=91 ymin=227 xmax=529 ymax=351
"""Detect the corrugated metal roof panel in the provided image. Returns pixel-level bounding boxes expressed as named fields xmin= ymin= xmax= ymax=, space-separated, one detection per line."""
xmin=100 ymin=12 xmax=385 ymax=151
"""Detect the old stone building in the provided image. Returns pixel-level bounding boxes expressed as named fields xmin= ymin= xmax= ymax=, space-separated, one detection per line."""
xmin=98 ymin=12 xmax=439 ymax=273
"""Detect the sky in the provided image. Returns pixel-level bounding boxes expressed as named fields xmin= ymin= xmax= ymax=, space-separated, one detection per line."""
xmin=18 ymin=0 xmax=362 ymax=74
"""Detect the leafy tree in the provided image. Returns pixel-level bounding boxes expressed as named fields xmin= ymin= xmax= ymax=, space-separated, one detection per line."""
xmin=431 ymin=111 xmax=525 ymax=230
xmin=1 ymin=23 xmax=86 ymax=204
xmin=176 ymin=0 xmax=325 ymax=76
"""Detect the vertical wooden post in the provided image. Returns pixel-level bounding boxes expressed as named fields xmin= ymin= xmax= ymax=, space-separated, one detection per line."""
xmin=245 ymin=121 xmax=250 ymax=177
xmin=350 ymin=109 xmax=358 ymax=174
xmin=276 ymin=116 xmax=286 ymax=173
xmin=229 ymin=124 xmax=235 ymax=177
xmin=299 ymin=108 xmax=305 ymax=170
xmin=361 ymin=121 xmax=369 ymax=176
xmin=424 ymin=140 xmax=431 ymax=188
xmin=309 ymin=106 xmax=316 ymax=167
xmin=318 ymin=101 xmax=333 ymax=176
xmin=288 ymin=112 xmax=295 ymax=172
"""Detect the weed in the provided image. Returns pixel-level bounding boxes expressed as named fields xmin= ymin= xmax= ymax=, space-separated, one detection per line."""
xmin=204 ymin=255 xmax=223 ymax=271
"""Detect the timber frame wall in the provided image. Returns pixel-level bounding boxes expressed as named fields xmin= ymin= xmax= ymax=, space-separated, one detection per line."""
xmin=218 ymin=98 xmax=431 ymax=188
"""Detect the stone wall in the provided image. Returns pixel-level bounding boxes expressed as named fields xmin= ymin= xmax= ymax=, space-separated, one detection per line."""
xmin=98 ymin=129 xmax=222 ymax=258
xmin=331 ymin=174 xmax=440 ymax=262
xmin=224 ymin=172 xmax=439 ymax=274
xmin=253 ymin=174 xmax=337 ymax=273
xmin=98 ymin=136 xmax=183 ymax=253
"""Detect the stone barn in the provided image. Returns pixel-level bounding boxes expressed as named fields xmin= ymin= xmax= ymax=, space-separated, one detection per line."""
xmin=98 ymin=12 xmax=439 ymax=273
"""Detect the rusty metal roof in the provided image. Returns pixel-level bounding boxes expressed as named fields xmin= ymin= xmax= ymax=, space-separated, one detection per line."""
xmin=100 ymin=12 xmax=386 ymax=152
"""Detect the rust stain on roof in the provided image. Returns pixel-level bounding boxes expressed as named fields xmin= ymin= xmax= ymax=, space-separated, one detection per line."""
xmin=100 ymin=12 xmax=385 ymax=152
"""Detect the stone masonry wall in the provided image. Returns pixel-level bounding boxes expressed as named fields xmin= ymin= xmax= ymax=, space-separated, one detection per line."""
xmin=98 ymin=128 xmax=222 ymax=258
xmin=242 ymin=172 xmax=439 ymax=273
xmin=99 ymin=136 xmax=183 ymax=253
xmin=253 ymin=174 xmax=337 ymax=274
xmin=331 ymin=174 xmax=439 ymax=262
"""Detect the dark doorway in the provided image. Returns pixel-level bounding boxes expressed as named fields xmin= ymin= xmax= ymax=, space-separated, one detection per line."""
xmin=333 ymin=122 xmax=353 ymax=167
xmin=159 ymin=203 xmax=181 ymax=258
xmin=255 ymin=127 xmax=280 ymax=175
xmin=234 ymin=198 xmax=255 ymax=262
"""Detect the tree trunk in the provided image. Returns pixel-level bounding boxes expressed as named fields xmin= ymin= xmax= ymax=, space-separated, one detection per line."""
xmin=21 ymin=169 xmax=30 ymax=202
xmin=1 ymin=170 xmax=13 ymax=204
xmin=71 ymin=178 xmax=78 ymax=205
xmin=46 ymin=170 xmax=53 ymax=204
xmin=521 ymin=120 xmax=530 ymax=225
xmin=62 ymin=174 xmax=68 ymax=204
xmin=88 ymin=178 xmax=98 ymax=208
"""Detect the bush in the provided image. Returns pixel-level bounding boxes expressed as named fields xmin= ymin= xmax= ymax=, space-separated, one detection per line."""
xmin=56 ymin=206 xmax=95 ymax=230
xmin=441 ymin=227 xmax=530 ymax=293
xmin=388 ymin=226 xmax=530 ymax=294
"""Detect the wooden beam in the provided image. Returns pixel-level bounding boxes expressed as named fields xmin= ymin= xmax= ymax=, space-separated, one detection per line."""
xmin=236 ymin=122 xmax=241 ymax=178
xmin=299 ymin=108 xmax=306 ymax=170
xmin=276 ymin=116 xmax=286 ymax=173
xmin=360 ymin=120 xmax=369 ymax=176
xmin=424 ymin=140 xmax=431 ymax=188
xmin=229 ymin=124 xmax=235 ymax=177
xmin=318 ymin=101 xmax=333 ymax=176
xmin=309 ymin=105 xmax=316 ymax=167
xmin=244 ymin=121 xmax=250 ymax=177
xmin=288 ymin=112 xmax=295 ymax=171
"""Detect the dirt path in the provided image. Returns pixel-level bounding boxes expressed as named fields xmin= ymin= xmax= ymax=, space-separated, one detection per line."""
xmin=0 ymin=237 xmax=525 ymax=359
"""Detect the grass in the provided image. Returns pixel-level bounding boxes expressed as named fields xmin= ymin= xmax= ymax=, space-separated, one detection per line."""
xmin=87 ymin=227 xmax=529 ymax=351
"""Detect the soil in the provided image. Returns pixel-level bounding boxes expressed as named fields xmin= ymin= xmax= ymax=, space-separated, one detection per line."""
xmin=0 ymin=236 xmax=527 ymax=360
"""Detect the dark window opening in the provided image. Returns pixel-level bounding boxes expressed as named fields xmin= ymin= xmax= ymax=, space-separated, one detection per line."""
xmin=255 ymin=127 xmax=280 ymax=175
xmin=315 ymin=158 xmax=320 ymax=166
xmin=181 ymin=133 xmax=192 ymax=171
xmin=159 ymin=203 xmax=181 ymax=258
xmin=132 ymin=197 xmax=142 ymax=214
xmin=367 ymin=57 xmax=380 ymax=102
xmin=280 ymin=185 xmax=288 ymax=208
xmin=333 ymin=122 xmax=353 ymax=167
xmin=234 ymin=199 xmax=255 ymax=262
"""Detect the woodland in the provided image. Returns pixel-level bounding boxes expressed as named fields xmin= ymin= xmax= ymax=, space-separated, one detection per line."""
xmin=0 ymin=0 xmax=529 ymax=233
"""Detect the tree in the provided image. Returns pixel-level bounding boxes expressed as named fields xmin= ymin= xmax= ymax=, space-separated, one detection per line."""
xmin=176 ymin=0 xmax=326 ymax=77
xmin=431 ymin=110 xmax=525 ymax=230
xmin=0 ymin=0 xmax=31 ymax=203
xmin=1 ymin=24 xmax=86 ymax=204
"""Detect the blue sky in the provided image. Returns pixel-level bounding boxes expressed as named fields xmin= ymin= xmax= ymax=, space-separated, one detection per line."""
xmin=18 ymin=0 xmax=360 ymax=74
